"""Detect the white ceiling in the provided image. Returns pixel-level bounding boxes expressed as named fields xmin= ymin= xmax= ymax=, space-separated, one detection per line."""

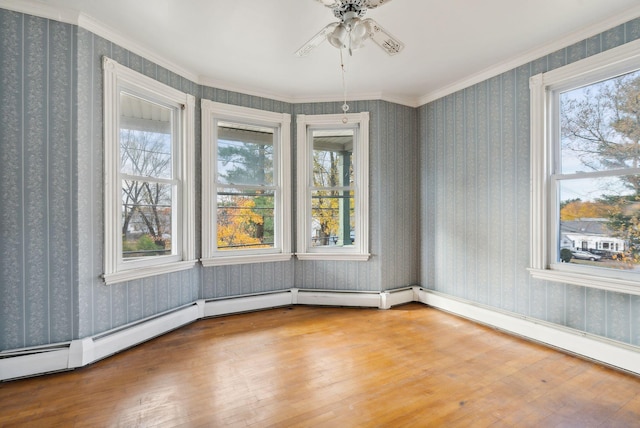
xmin=17 ymin=0 xmax=640 ymax=106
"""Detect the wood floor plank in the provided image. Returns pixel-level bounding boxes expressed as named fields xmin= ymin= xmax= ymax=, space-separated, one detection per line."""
xmin=1 ymin=303 xmax=639 ymax=427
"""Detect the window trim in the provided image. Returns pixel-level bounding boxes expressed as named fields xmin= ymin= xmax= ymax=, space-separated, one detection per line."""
xmin=529 ymin=38 xmax=640 ymax=296
xmin=102 ymin=57 xmax=196 ymax=284
xmin=200 ymin=100 xmax=292 ymax=266
xmin=296 ymin=112 xmax=370 ymax=261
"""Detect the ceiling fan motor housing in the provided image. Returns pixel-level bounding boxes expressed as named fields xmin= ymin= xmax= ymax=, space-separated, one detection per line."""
xmin=333 ymin=0 xmax=367 ymax=21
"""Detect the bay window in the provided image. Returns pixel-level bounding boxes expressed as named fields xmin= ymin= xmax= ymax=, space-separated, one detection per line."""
xmin=296 ymin=113 xmax=370 ymax=260
xmin=201 ymin=101 xmax=292 ymax=266
xmin=103 ymin=57 xmax=196 ymax=284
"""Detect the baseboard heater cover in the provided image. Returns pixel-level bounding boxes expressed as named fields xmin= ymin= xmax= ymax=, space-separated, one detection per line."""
xmin=1 ymin=303 xmax=202 ymax=382
xmin=0 ymin=347 xmax=71 ymax=381
xmin=9 ymin=286 xmax=635 ymax=381
xmin=416 ymin=288 xmax=640 ymax=376
xmin=202 ymin=287 xmax=414 ymax=316
xmin=294 ymin=289 xmax=383 ymax=308
xmin=203 ymin=290 xmax=294 ymax=317
xmin=77 ymin=303 xmax=201 ymax=366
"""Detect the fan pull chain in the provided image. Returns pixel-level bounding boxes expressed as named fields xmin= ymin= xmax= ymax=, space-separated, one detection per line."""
xmin=340 ymin=48 xmax=349 ymax=124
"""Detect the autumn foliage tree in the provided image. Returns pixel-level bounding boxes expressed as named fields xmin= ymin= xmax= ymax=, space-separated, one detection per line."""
xmin=217 ymin=197 xmax=265 ymax=249
xmin=313 ymin=150 xmax=340 ymax=245
xmin=311 ymin=144 xmax=354 ymax=247
xmin=216 ymin=130 xmax=275 ymax=249
xmin=560 ymin=199 xmax=609 ymax=221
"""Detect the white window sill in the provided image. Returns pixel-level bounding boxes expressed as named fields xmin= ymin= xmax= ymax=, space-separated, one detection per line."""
xmin=201 ymin=253 xmax=293 ymax=267
xmin=103 ymin=260 xmax=198 ymax=285
xmin=296 ymin=252 xmax=371 ymax=261
xmin=528 ymin=267 xmax=640 ymax=296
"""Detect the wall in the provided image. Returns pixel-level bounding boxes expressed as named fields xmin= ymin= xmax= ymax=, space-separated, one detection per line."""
xmin=420 ymin=18 xmax=640 ymax=347
xmin=0 ymin=11 xmax=78 ymax=349
xmin=292 ymin=101 xmax=420 ymax=293
xmin=0 ymin=7 xmax=419 ymax=352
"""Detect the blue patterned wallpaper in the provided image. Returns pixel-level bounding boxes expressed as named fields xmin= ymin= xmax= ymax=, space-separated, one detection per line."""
xmin=74 ymin=28 xmax=202 ymax=339
xmin=420 ymin=18 xmax=640 ymax=347
xmin=0 ymin=11 xmax=77 ymax=349
xmin=7 ymin=3 xmax=637 ymax=354
xmin=0 ymin=7 xmax=418 ymax=351
xmin=291 ymin=101 xmax=419 ymax=292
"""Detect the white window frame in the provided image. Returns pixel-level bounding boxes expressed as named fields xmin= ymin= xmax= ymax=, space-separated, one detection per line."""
xmin=296 ymin=113 xmax=370 ymax=261
xmin=102 ymin=57 xmax=196 ymax=284
xmin=201 ymin=100 xmax=292 ymax=266
xmin=529 ymin=38 xmax=640 ymax=296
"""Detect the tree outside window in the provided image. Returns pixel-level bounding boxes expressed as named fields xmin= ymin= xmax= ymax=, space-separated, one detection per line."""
xmin=311 ymin=131 xmax=355 ymax=247
xmin=558 ymin=69 xmax=640 ymax=269
xmin=103 ymin=56 xmax=196 ymax=284
xmin=200 ymin=100 xmax=292 ymax=266
xmin=215 ymin=122 xmax=276 ymax=250
xmin=295 ymin=112 xmax=369 ymax=260
xmin=120 ymin=127 xmax=173 ymax=258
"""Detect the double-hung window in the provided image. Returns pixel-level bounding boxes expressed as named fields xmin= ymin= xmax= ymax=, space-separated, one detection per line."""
xmin=529 ymin=39 xmax=640 ymax=294
xmin=296 ymin=113 xmax=370 ymax=260
xmin=103 ymin=57 xmax=196 ymax=284
xmin=201 ymin=101 xmax=292 ymax=265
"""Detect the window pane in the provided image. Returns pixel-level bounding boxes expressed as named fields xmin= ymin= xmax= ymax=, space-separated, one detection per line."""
xmin=311 ymin=189 xmax=355 ymax=247
xmin=217 ymin=121 xmax=274 ymax=186
xmin=558 ymin=177 xmax=639 ymax=269
xmin=122 ymin=180 xmax=173 ymax=259
xmin=560 ymin=69 xmax=640 ymax=174
xmin=216 ymin=188 xmax=275 ymax=250
xmin=120 ymin=92 xmax=173 ymax=179
xmin=310 ymin=129 xmax=356 ymax=248
xmin=312 ymin=130 xmax=354 ymax=187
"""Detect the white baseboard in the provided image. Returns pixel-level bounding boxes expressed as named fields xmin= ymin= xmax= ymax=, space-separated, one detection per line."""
xmin=416 ymin=288 xmax=640 ymax=376
xmin=3 ymin=286 xmax=638 ymax=381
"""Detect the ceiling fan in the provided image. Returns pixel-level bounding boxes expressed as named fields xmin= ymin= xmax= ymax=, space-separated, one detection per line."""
xmin=295 ymin=0 xmax=404 ymax=57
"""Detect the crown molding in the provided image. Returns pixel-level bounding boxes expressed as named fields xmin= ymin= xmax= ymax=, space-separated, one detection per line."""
xmin=0 ymin=0 xmax=198 ymax=83
xmin=0 ymin=0 xmax=78 ymax=23
xmin=199 ymin=76 xmax=419 ymax=107
xmin=417 ymin=3 xmax=640 ymax=106
xmin=288 ymin=91 xmax=419 ymax=107
xmin=0 ymin=0 xmax=418 ymax=107
xmin=77 ymin=12 xmax=199 ymax=83
xmin=3 ymin=0 xmax=637 ymax=109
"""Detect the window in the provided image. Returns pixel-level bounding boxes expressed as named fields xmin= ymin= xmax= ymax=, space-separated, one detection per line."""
xmin=529 ymin=39 xmax=640 ymax=295
xmin=201 ymin=100 xmax=292 ymax=266
xmin=103 ymin=57 xmax=196 ymax=284
xmin=296 ymin=113 xmax=370 ymax=260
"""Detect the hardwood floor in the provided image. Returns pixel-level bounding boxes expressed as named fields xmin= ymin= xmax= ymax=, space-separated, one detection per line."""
xmin=1 ymin=303 xmax=639 ymax=427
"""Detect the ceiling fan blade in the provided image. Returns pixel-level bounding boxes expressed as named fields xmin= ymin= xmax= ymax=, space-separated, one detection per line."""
xmin=364 ymin=0 xmax=393 ymax=9
xmin=295 ymin=22 xmax=339 ymax=57
xmin=315 ymin=0 xmax=340 ymax=8
xmin=363 ymin=18 xmax=404 ymax=55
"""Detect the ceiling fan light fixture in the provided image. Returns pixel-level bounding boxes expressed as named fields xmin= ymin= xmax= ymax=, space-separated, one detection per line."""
xmin=297 ymin=0 xmax=404 ymax=57
xmin=328 ymin=24 xmax=349 ymax=48
xmin=350 ymin=18 xmax=368 ymax=39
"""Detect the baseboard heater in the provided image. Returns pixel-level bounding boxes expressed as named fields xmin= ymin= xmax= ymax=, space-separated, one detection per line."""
xmin=6 ymin=286 xmax=637 ymax=381
xmin=1 ymin=302 xmax=202 ymax=381
xmin=201 ymin=287 xmax=416 ymax=317
xmin=1 ymin=288 xmax=412 ymax=381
